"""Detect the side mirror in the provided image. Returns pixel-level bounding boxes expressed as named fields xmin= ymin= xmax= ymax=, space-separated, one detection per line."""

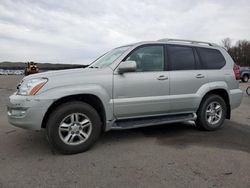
xmin=118 ymin=60 xmax=137 ymax=74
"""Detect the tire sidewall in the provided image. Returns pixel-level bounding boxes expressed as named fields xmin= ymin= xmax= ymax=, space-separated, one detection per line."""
xmin=46 ymin=102 xmax=102 ymax=154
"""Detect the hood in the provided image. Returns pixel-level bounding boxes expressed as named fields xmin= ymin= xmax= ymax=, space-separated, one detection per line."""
xmin=23 ymin=67 xmax=113 ymax=95
xmin=24 ymin=67 xmax=109 ymax=80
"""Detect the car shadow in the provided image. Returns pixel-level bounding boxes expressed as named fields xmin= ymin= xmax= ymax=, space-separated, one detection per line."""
xmin=6 ymin=120 xmax=250 ymax=155
xmin=101 ymin=120 xmax=250 ymax=154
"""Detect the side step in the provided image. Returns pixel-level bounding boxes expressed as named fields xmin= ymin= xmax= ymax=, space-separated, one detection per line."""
xmin=111 ymin=113 xmax=197 ymax=130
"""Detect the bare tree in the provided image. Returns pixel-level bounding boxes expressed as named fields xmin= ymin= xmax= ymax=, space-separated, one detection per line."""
xmin=227 ymin=39 xmax=250 ymax=66
xmin=221 ymin=38 xmax=232 ymax=51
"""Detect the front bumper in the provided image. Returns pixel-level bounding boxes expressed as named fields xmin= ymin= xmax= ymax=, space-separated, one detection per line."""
xmin=7 ymin=93 xmax=53 ymax=130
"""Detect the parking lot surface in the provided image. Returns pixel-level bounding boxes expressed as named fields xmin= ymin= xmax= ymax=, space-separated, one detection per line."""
xmin=0 ymin=75 xmax=250 ymax=188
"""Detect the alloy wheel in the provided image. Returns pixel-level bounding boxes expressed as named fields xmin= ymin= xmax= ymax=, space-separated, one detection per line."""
xmin=205 ymin=102 xmax=222 ymax=125
xmin=58 ymin=113 xmax=92 ymax=145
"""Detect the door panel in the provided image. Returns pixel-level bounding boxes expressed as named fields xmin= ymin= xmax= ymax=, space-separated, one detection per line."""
xmin=167 ymin=44 xmax=208 ymax=113
xmin=113 ymin=45 xmax=170 ymax=119
xmin=113 ymin=71 xmax=170 ymax=118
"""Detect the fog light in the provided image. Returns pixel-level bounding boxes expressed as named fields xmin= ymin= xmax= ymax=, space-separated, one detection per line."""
xmin=8 ymin=109 xmax=26 ymax=117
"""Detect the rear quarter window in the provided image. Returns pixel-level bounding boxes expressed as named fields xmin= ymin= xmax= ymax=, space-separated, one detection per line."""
xmin=196 ymin=47 xmax=226 ymax=69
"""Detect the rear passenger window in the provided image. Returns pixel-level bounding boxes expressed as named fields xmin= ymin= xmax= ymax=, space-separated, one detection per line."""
xmin=168 ymin=45 xmax=195 ymax=70
xmin=196 ymin=47 xmax=226 ymax=69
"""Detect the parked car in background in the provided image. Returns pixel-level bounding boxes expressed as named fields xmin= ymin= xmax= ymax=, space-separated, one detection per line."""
xmin=0 ymin=69 xmax=24 ymax=75
xmin=240 ymin=66 xmax=250 ymax=82
xmin=0 ymin=69 xmax=5 ymax=75
xmin=7 ymin=39 xmax=243 ymax=154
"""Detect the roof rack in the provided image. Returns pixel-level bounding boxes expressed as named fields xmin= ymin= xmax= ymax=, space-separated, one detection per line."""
xmin=157 ymin=38 xmax=219 ymax=47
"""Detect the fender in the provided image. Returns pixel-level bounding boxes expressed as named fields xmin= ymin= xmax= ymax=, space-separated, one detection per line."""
xmin=196 ymin=81 xmax=230 ymax=106
xmin=37 ymin=84 xmax=114 ymax=122
xmin=240 ymin=70 xmax=250 ymax=77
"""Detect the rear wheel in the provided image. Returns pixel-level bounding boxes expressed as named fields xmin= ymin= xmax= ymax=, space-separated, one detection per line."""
xmin=46 ymin=101 xmax=102 ymax=154
xmin=196 ymin=94 xmax=227 ymax=131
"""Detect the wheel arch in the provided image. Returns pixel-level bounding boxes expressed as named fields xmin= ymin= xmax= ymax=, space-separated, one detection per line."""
xmin=199 ymin=89 xmax=231 ymax=119
xmin=242 ymin=73 xmax=249 ymax=79
xmin=41 ymin=94 xmax=106 ymax=130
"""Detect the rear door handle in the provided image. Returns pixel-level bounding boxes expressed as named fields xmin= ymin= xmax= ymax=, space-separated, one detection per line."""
xmin=157 ymin=75 xmax=168 ymax=80
xmin=196 ymin=74 xmax=205 ymax=78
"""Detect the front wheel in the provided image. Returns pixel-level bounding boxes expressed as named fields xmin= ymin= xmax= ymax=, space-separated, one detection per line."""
xmin=196 ymin=94 xmax=227 ymax=131
xmin=242 ymin=75 xmax=249 ymax=83
xmin=46 ymin=101 xmax=102 ymax=154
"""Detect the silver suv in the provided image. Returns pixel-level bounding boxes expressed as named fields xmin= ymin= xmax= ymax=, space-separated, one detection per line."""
xmin=7 ymin=39 xmax=243 ymax=154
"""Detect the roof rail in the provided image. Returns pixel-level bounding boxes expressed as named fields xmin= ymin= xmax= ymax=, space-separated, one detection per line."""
xmin=157 ymin=38 xmax=219 ymax=47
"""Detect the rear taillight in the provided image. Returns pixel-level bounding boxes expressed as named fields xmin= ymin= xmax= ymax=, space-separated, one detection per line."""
xmin=233 ymin=64 xmax=240 ymax=80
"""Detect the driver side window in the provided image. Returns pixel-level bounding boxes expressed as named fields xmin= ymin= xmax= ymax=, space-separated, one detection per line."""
xmin=125 ymin=45 xmax=164 ymax=72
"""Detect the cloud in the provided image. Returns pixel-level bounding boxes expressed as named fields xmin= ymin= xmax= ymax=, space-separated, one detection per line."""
xmin=0 ymin=0 xmax=249 ymax=64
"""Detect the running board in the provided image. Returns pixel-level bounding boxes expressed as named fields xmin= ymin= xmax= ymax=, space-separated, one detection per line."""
xmin=111 ymin=113 xmax=197 ymax=130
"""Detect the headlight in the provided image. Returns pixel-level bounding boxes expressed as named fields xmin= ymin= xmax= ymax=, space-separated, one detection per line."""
xmin=17 ymin=78 xmax=48 ymax=96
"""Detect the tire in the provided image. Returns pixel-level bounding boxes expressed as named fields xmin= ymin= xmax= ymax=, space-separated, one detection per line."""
xmin=195 ymin=94 xmax=227 ymax=131
xmin=247 ymin=86 xmax=250 ymax=96
xmin=242 ymin=75 xmax=249 ymax=83
xmin=46 ymin=101 xmax=102 ymax=154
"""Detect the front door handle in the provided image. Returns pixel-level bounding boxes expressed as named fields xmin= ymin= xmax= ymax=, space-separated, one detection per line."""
xmin=157 ymin=75 xmax=168 ymax=80
xmin=196 ymin=74 xmax=205 ymax=78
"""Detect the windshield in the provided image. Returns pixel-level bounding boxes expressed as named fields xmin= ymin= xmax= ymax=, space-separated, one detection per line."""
xmin=89 ymin=46 xmax=131 ymax=68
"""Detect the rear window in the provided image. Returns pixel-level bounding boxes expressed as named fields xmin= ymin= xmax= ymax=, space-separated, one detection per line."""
xmin=196 ymin=47 xmax=226 ymax=69
xmin=168 ymin=45 xmax=196 ymax=70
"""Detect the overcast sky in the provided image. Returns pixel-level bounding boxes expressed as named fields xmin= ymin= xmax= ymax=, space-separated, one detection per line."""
xmin=0 ymin=0 xmax=249 ymax=64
